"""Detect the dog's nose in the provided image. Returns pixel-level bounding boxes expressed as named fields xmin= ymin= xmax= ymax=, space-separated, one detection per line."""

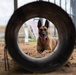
xmin=42 ymin=33 xmax=45 ymax=36
xmin=42 ymin=31 xmax=46 ymax=36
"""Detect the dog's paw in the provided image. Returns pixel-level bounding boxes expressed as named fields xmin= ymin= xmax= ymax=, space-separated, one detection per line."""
xmin=37 ymin=50 xmax=44 ymax=54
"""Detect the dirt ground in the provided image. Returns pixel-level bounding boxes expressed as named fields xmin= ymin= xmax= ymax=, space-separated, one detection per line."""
xmin=0 ymin=42 xmax=76 ymax=75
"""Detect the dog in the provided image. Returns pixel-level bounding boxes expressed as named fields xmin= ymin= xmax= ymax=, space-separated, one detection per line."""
xmin=37 ymin=20 xmax=58 ymax=53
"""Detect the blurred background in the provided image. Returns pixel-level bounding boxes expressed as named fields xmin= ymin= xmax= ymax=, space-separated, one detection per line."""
xmin=0 ymin=0 xmax=75 ymax=44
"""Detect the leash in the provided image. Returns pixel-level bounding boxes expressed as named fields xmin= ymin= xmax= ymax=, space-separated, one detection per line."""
xmin=4 ymin=46 xmax=10 ymax=71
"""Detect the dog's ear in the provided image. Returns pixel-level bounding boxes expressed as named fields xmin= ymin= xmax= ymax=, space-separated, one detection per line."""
xmin=37 ymin=20 xmax=42 ymax=29
xmin=45 ymin=20 xmax=49 ymax=28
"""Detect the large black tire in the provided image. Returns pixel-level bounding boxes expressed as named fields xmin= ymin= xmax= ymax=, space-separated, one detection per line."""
xmin=5 ymin=1 xmax=75 ymax=72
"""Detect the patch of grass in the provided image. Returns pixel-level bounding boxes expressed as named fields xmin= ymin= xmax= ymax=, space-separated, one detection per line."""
xmin=0 ymin=39 xmax=4 ymax=42
xmin=28 ymin=37 xmax=37 ymax=44
xmin=29 ymin=37 xmax=37 ymax=42
xmin=28 ymin=41 xmax=37 ymax=44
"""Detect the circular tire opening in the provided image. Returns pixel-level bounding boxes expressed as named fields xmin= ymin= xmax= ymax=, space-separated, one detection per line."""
xmin=5 ymin=1 xmax=75 ymax=72
xmin=18 ymin=18 xmax=59 ymax=58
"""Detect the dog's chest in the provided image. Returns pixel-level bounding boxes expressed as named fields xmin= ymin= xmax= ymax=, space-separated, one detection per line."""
xmin=40 ymin=38 xmax=51 ymax=50
xmin=40 ymin=37 xmax=56 ymax=50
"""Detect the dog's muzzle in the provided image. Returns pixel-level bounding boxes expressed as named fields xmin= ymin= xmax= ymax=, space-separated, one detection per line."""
xmin=41 ymin=31 xmax=46 ymax=37
xmin=41 ymin=31 xmax=47 ymax=40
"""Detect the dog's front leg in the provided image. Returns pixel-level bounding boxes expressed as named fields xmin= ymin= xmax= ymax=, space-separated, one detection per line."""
xmin=37 ymin=46 xmax=44 ymax=53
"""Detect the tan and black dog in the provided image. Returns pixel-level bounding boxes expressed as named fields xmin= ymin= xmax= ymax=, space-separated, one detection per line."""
xmin=37 ymin=20 xmax=58 ymax=53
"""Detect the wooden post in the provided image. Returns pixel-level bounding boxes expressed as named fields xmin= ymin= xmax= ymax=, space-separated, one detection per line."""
xmin=14 ymin=0 xmax=18 ymax=11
